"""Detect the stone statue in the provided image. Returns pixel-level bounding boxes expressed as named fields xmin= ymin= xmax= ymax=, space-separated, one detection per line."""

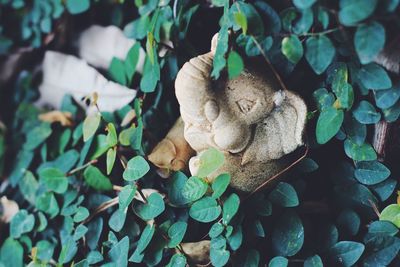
xmin=149 ymin=35 xmax=307 ymax=192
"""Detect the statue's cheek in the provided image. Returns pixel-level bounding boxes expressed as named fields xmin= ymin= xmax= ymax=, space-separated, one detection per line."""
xmin=213 ymin=124 xmax=251 ymax=153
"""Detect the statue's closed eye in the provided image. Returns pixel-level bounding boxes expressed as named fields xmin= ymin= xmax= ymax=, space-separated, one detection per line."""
xmin=236 ymin=99 xmax=256 ymax=114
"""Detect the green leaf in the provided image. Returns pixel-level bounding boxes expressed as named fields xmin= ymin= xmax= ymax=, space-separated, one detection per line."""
xmin=293 ymin=0 xmax=316 ymax=9
xmin=124 ymin=16 xmax=150 ymax=40
xmin=0 ymin=238 xmax=23 ymax=267
xmin=337 ymin=209 xmax=360 ymax=236
xmin=10 ymin=210 xmax=35 ymax=238
xmin=87 ymin=251 xmax=103 ymax=264
xmin=182 ymin=176 xmax=208 ymax=202
xmin=212 ymin=173 xmax=231 ymax=199
xmin=83 ymin=166 xmax=113 ymax=191
xmin=304 ymin=255 xmax=323 ymax=267
xmin=355 ymin=161 xmax=390 ymax=185
xmin=272 ymin=210 xmax=304 ymax=256
xmin=211 ymin=19 xmax=229 ymax=79
xmin=354 ymin=21 xmax=385 ymax=64
xmin=196 ymin=148 xmax=225 ymax=178
xmin=296 ymin=158 xmax=318 ymax=173
xmin=123 ymin=155 xmax=150 ymax=181
xmin=23 ymin=123 xmax=52 ymax=151
xmin=109 ymin=58 xmax=128 ymax=85
xmin=375 ymin=84 xmax=400 ymax=109
xmin=108 ymin=236 xmax=129 ymax=266
xmin=344 ymin=139 xmax=377 ymax=161
xmin=363 ymin=235 xmax=400 ymax=267
xmin=106 ymin=147 xmax=117 ymax=175
xmin=222 ymin=193 xmax=240 ymax=224
xmin=370 ymin=178 xmax=397 ymax=202
xmin=316 ymin=107 xmax=344 ymax=144
xmin=73 ymin=225 xmax=88 ymax=241
xmin=119 ymin=184 xmax=137 ymax=211
xmin=86 ymin=218 xmax=103 ymax=250
xmin=89 ymin=134 xmax=110 ymax=160
xmin=269 ymin=182 xmax=299 ymax=207
xmin=251 ymin=194 xmax=272 ymax=216
xmin=269 ymin=256 xmax=288 ymax=267
xmin=383 ymin=101 xmax=400 ymax=122
xmin=281 ymin=35 xmax=303 ymax=64
xmin=336 ymin=83 xmax=354 ymax=110
xmin=210 ymin=247 xmax=230 ymax=267
xmin=109 ymin=209 xmax=127 ymax=232
xmin=166 ymin=254 xmax=187 ymax=267
xmin=252 ymin=220 xmax=265 ymax=237
xmin=305 ymin=35 xmax=335 ymax=74
xmin=36 ymin=192 xmax=59 ymax=218
xmin=58 ymin=235 xmax=78 ymax=264
xmin=209 ymin=222 xmax=224 ymax=238
xmin=189 ymin=197 xmax=222 ymax=223
xmin=380 ymin=204 xmax=400 ymax=228
xmin=339 ymin=0 xmax=377 ymax=26
xmin=73 ymin=207 xmax=89 ymax=223
xmin=39 ymin=167 xmax=68 ymax=194
xmin=66 ymin=0 xmax=90 ymax=14
xmin=240 ymin=35 xmax=272 ymax=57
xmin=317 ymin=7 xmax=329 ymax=29
xmin=125 ymin=43 xmax=141 ymax=82
xmin=227 ymin=226 xmax=243 ymax=251
xmin=168 ymin=172 xmax=190 ymax=207
xmin=233 ymin=12 xmax=248 ymax=35
xmin=83 ymin=113 xmax=101 ymax=142
xmin=39 ymin=149 xmax=79 ymax=173
xmin=133 ymin=192 xmax=165 ymax=220
xmin=313 ymin=88 xmax=334 ymax=111
xmin=358 ymin=63 xmax=392 ymax=90
xmin=230 ymin=2 xmax=264 ymax=36
xmin=353 ymin=100 xmax=381 ymax=124
xmin=328 ymin=241 xmax=365 ymax=266
xmin=331 ymin=63 xmax=348 ymax=94
xmin=292 ymin=8 xmax=314 ymax=34
xmin=344 ymin=116 xmax=366 ymax=145
xmin=119 ymin=127 xmax=135 ymax=146
xmin=227 ymin=51 xmax=244 ymax=79
xmin=106 ymin=123 xmax=118 ymax=147
xmin=18 ymin=171 xmax=39 ymax=205
xmin=167 ymin=221 xmax=187 ymax=248
xmin=9 ymin=150 xmax=34 ymax=187
xmin=130 ymin=119 xmax=143 ymax=150
xmin=36 ymin=240 xmax=55 ymax=261
xmin=130 ymin=225 xmax=155 ymax=262
xmin=140 ymin=65 xmax=158 ymax=93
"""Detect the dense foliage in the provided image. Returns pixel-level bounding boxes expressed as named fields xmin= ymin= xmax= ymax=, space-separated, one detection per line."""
xmin=1 ymin=0 xmax=400 ymax=266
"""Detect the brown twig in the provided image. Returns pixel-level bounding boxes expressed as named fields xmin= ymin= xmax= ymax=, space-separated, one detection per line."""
xmin=244 ymin=145 xmax=309 ymax=200
xmin=81 ymin=197 xmax=118 ymax=224
xmin=67 ymin=159 xmax=98 ymax=176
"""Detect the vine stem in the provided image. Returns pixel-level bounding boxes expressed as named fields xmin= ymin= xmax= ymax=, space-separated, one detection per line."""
xmin=81 ymin=197 xmax=119 ymax=224
xmin=283 ymin=27 xmax=340 ymax=37
xmin=117 ymin=151 xmax=148 ymax=203
xmin=66 ymin=159 xmax=97 ymax=176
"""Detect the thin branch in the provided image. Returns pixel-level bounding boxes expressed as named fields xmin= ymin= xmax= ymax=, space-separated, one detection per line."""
xmin=67 ymin=159 xmax=97 ymax=176
xmin=275 ymin=28 xmax=340 ymax=38
xmin=81 ymin=197 xmax=119 ymax=224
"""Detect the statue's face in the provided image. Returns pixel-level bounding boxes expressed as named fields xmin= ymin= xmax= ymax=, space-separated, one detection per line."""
xmin=224 ymin=69 xmax=277 ymax=124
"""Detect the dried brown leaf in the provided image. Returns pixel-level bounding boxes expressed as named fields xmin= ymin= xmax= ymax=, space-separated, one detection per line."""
xmin=38 ymin=111 xmax=73 ymax=126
